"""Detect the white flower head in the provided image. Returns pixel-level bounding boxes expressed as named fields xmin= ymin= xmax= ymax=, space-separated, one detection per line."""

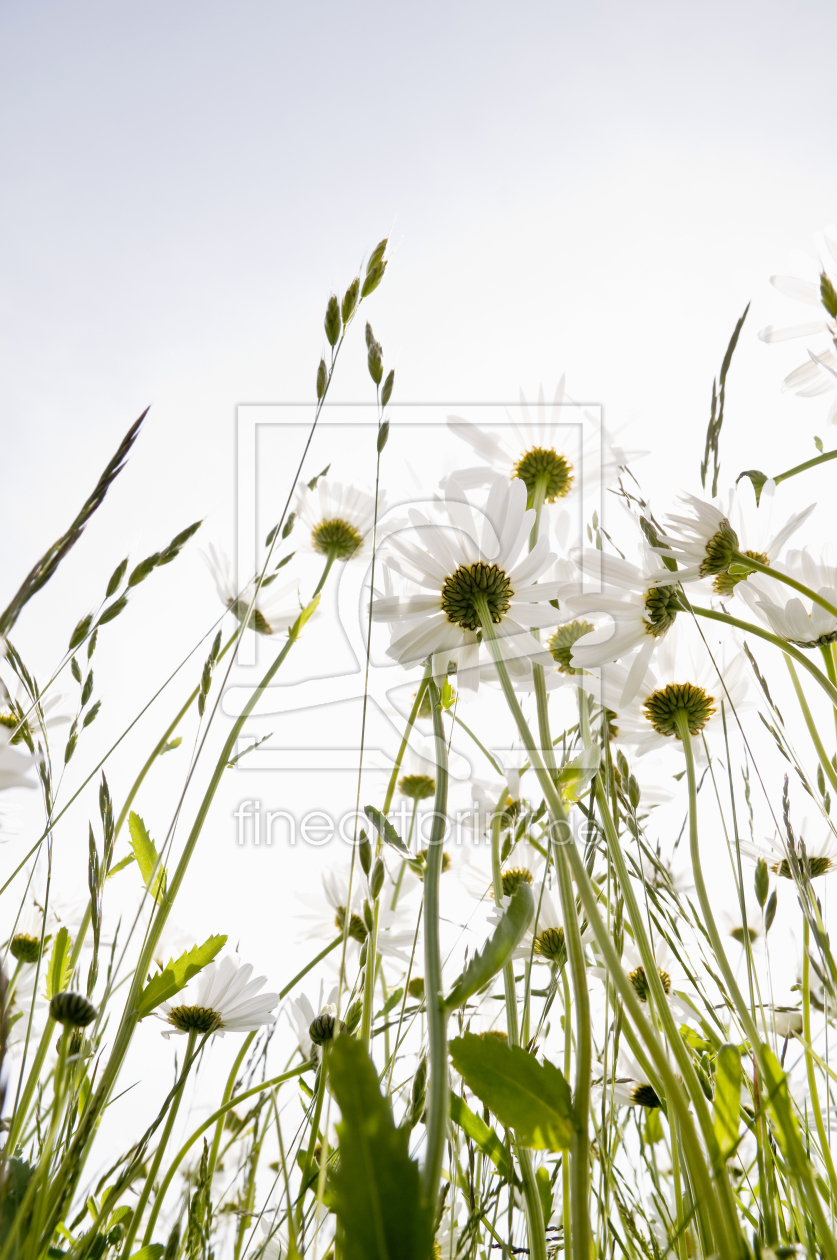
xmin=0 ymin=681 xmax=70 ymax=753
xmin=297 ymin=864 xmax=416 ymax=963
xmin=564 ymin=541 xmax=684 ymax=704
xmin=205 ymin=544 xmax=302 ymax=637
xmin=154 ymin=954 xmax=279 ymax=1039
xmin=741 ymin=817 xmax=837 ymax=882
xmin=710 ymin=481 xmax=815 ymax=601
xmin=442 ymin=384 xmax=640 ymax=525
xmin=597 ymin=1053 xmax=663 ymax=1109
xmin=759 ymin=227 xmax=837 ymax=421
xmin=286 ymin=984 xmax=339 ymax=1060
xmin=294 ymin=478 xmax=383 ymax=562
xmin=592 ymin=938 xmax=693 ymax=1020
xmin=372 ymin=477 xmax=561 ymax=695
xmin=737 ymin=546 xmax=837 ymax=649
xmin=654 ymin=494 xmax=741 ymax=584
xmin=0 ymin=727 xmax=39 ymax=793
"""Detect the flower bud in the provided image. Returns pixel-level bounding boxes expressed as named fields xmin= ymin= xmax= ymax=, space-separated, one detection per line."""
xmin=309 ymin=1011 xmax=347 ymax=1046
xmin=361 ymin=262 xmax=387 ymax=298
xmin=765 ymin=889 xmax=778 ymax=933
xmin=363 ymin=899 xmax=375 ymax=934
xmin=405 ymin=1054 xmax=427 ymax=1129
xmin=324 ymin=295 xmax=341 ymax=347
xmin=50 ymin=991 xmax=98 ymax=1028
xmin=369 ymin=857 xmax=385 ymax=900
xmin=755 ymin=857 xmax=769 ymax=908
xmin=358 ymin=828 xmax=372 ymax=876
xmin=345 ymin=998 xmax=363 ymax=1035
xmin=316 ymin=358 xmax=328 ymax=400
xmin=359 ymin=939 xmax=368 ymax=966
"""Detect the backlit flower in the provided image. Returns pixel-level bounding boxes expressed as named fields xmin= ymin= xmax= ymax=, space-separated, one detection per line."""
xmin=154 ymin=955 xmax=279 ymax=1039
xmin=205 ymin=544 xmax=301 ymax=637
xmin=294 ymin=479 xmax=383 ymax=562
xmin=737 ymin=547 xmax=837 ymax=648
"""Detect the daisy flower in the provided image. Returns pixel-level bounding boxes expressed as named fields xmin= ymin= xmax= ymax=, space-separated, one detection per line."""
xmin=0 ymin=681 xmax=70 ymax=751
xmin=296 ymin=866 xmax=416 ymax=962
xmin=591 ymin=938 xmax=693 ymax=1019
xmin=596 ymin=1053 xmax=663 ymax=1109
xmin=0 ymin=727 xmax=39 ymax=793
xmin=442 ymin=383 xmax=638 ymax=512
xmin=205 ymin=544 xmax=302 ymax=637
xmin=766 ymin=1005 xmax=804 ymax=1039
xmin=294 ymin=478 xmax=383 ymax=563
xmin=740 ymin=820 xmax=837 ymax=882
xmin=736 ymin=546 xmax=837 ymax=649
xmin=286 ymin=985 xmax=338 ymax=1061
xmin=758 ymin=227 xmax=837 ymax=421
xmin=372 ymin=477 xmax=560 ymax=695
xmin=153 ymin=954 xmax=279 ymax=1039
xmin=564 ymin=542 xmax=684 ymax=703
xmin=596 ymin=631 xmax=750 ymax=758
xmin=709 ymin=481 xmax=814 ymax=600
xmin=654 ymin=494 xmax=741 ymax=583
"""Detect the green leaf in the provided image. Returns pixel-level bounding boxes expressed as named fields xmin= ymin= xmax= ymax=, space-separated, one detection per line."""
xmin=129 ymin=1247 xmax=164 ymax=1260
xmin=328 ymin=1036 xmax=434 ymax=1260
xmin=535 ymin=1165 xmax=552 ymax=1226
xmin=450 ymin=1033 xmax=575 ymax=1151
xmin=45 ymin=926 xmax=73 ymax=999
xmin=107 ymin=853 xmax=136 ymax=879
xmin=736 ymin=468 xmax=768 ymax=506
xmin=644 ymin=1108 xmax=665 ymax=1145
xmin=364 ymin=805 xmax=411 ymax=857
xmin=713 ymin=1043 xmax=742 ymax=1158
xmin=0 ymin=1158 xmax=34 ymax=1244
xmin=135 ymin=935 xmax=227 ymax=1019
xmin=127 ymin=812 xmax=166 ymax=904
xmin=444 ymin=883 xmax=533 ymax=1009
xmin=759 ymin=1045 xmax=809 ymax=1177
xmin=289 ymin=594 xmax=320 ymax=640
xmin=449 ymin=1092 xmax=516 ymax=1182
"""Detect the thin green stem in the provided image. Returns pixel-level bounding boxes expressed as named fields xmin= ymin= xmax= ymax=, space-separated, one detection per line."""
xmin=297 ymin=1043 xmax=329 ymax=1228
xmin=382 ymin=665 xmax=432 ymax=815
xmin=420 ymin=677 xmax=450 ymax=1209
xmin=773 ymin=447 xmax=837 ymax=487
xmin=785 ymin=657 xmax=837 ymax=795
xmin=803 ymin=918 xmax=837 ymax=1209
xmin=143 ymin=1063 xmax=307 ymax=1245
xmin=128 ymin=1028 xmax=199 ymax=1253
xmin=206 ymin=1030 xmax=256 ymax=1187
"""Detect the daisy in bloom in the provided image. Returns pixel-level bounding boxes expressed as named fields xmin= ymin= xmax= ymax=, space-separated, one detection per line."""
xmin=152 ymin=954 xmax=279 ymax=1039
xmin=372 ymin=477 xmax=560 ymax=695
xmin=708 ymin=481 xmax=815 ymax=600
xmin=766 ymin=1005 xmax=804 ymax=1039
xmin=435 ymin=1208 xmax=464 ymax=1260
xmin=296 ymin=865 xmax=416 ymax=962
xmin=0 ymin=681 xmax=70 ymax=751
xmin=741 ymin=819 xmax=837 ymax=882
xmin=595 ymin=1053 xmax=663 ymax=1109
xmin=758 ymin=226 xmax=837 ymax=421
xmin=653 ymin=494 xmax=742 ymax=584
xmin=596 ymin=631 xmax=750 ymax=759
xmin=591 ymin=938 xmax=693 ymax=1020
xmin=736 ymin=546 xmax=837 ymax=649
xmin=442 ymin=383 xmax=638 ymax=513
xmin=294 ymin=478 xmax=384 ymax=563
xmin=720 ymin=901 xmax=763 ymax=951
xmin=205 ymin=544 xmax=302 ymax=637
xmin=563 ymin=541 xmax=683 ymax=704
xmin=523 ymin=884 xmax=593 ymax=970
xmin=5 ymin=897 xmax=53 ymax=966
xmin=286 ymin=985 xmax=338 ymax=1061
xmin=0 ymin=727 xmax=39 ymax=793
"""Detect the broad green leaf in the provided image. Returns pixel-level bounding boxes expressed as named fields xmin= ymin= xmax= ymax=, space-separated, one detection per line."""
xmin=127 ymin=812 xmax=166 ymax=904
xmin=129 ymin=1247 xmax=164 ymax=1260
xmin=759 ymin=1045 xmax=809 ymax=1177
xmin=45 ymin=926 xmax=73 ymax=999
xmin=450 ymin=1033 xmax=575 ymax=1151
xmin=444 ymin=883 xmax=533 ymax=1009
xmin=0 ymin=1158 xmax=34 ymax=1244
xmin=289 ymin=594 xmax=320 ymax=640
xmin=535 ymin=1165 xmax=552 ymax=1226
xmin=644 ymin=1108 xmax=665 ymax=1144
xmin=135 ymin=935 xmax=227 ymax=1018
xmin=449 ymin=1091 xmax=516 ymax=1182
xmin=364 ymin=805 xmax=411 ymax=857
xmin=328 ymin=1036 xmax=434 ymax=1260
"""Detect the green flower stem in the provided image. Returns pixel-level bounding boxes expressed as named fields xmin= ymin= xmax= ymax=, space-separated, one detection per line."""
xmin=279 ymin=938 xmax=343 ymax=999
xmin=297 ymin=1043 xmax=330 ymax=1229
xmin=124 ymin=1028 xmax=199 ymax=1254
xmin=731 ymin=551 xmax=837 ymax=622
xmin=382 ymin=664 xmax=432 ymax=814
xmin=312 ymin=549 xmax=339 ymax=598
xmin=24 ymin=1026 xmax=70 ymax=1249
xmin=5 ymin=1016 xmax=55 ymax=1152
xmin=44 ymin=615 xmax=314 ymax=1228
xmin=143 ymin=1063 xmax=308 ymax=1246
xmin=821 ymin=644 xmax=837 ymax=745
xmin=675 ymin=707 xmax=837 ymax=1258
xmin=785 ymin=658 xmax=837 ymax=795
xmin=420 ymin=677 xmax=450 ymax=1209
xmin=773 ymin=447 xmax=837 ymax=487
xmin=690 ymin=603 xmax=837 ymax=709
xmin=450 ymin=712 xmax=504 ymax=777
xmin=489 ymin=790 xmax=547 ymax=1260
xmin=206 ymin=1030 xmax=256 ymax=1189
xmin=476 ymin=597 xmax=591 ymax=1260
xmin=561 ymin=969 xmax=572 ymax=1258
xmin=477 ymin=615 xmax=732 ymax=1250
xmin=803 ymin=917 xmax=837 ymax=1208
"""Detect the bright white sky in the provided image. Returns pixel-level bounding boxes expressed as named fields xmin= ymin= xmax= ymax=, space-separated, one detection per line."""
xmin=3 ymin=0 xmax=837 ymax=1165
